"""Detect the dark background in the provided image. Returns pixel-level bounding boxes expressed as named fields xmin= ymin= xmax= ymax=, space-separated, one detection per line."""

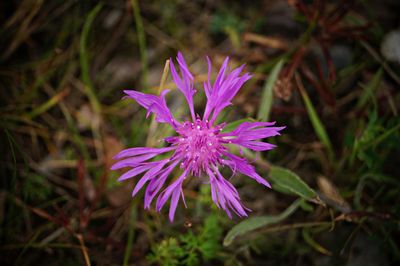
xmin=1 ymin=0 xmax=400 ymax=265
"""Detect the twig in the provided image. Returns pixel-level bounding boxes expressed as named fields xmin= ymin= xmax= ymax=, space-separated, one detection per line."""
xmin=361 ymin=41 xmax=400 ymax=86
xmin=76 ymin=234 xmax=91 ymax=266
xmin=258 ymin=221 xmax=332 ymax=234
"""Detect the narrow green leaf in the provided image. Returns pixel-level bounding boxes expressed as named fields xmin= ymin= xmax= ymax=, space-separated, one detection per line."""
xmin=123 ymin=204 xmax=137 ymax=266
xmin=27 ymin=89 xmax=68 ymax=119
xmin=257 ymin=59 xmax=285 ymax=121
xmin=223 ymin=199 xmax=301 ymax=246
xmin=298 ymin=84 xmax=334 ymax=160
xmin=131 ymin=0 xmax=148 ymax=87
xmin=80 ymin=3 xmax=102 ymax=114
xmin=302 ymin=229 xmax=332 ymax=255
xmin=225 ymin=27 xmax=241 ymax=49
xmin=269 ymin=166 xmax=320 ymax=203
xmin=363 ymin=122 xmax=400 ymax=150
xmin=357 ymin=68 xmax=383 ymax=109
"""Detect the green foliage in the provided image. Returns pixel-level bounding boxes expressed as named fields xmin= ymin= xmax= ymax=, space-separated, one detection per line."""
xmin=269 ymin=166 xmax=321 ymax=204
xmin=147 ymin=238 xmax=184 ymax=266
xmin=210 ymin=11 xmax=245 ymax=35
xmin=198 ymin=215 xmax=222 ymax=260
xmin=257 ymin=59 xmax=285 ymax=122
xmin=357 ymin=69 xmax=383 ymax=109
xmin=80 ymin=3 xmax=102 ymax=114
xmin=147 ymin=215 xmax=222 ymax=265
xmin=210 ymin=11 xmax=245 ymax=48
xmin=223 ymin=199 xmax=302 ymax=246
xmin=123 ymin=206 xmax=137 ymax=266
xmin=351 ymin=111 xmax=400 ymax=169
xmin=298 ymin=83 xmax=334 ymax=160
xmin=22 ymin=174 xmax=52 ymax=202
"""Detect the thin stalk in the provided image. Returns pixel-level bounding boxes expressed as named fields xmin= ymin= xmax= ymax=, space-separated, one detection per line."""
xmin=131 ymin=0 xmax=148 ymax=87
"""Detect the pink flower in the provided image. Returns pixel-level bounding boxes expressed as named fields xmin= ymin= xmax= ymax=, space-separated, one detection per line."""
xmin=112 ymin=53 xmax=285 ymax=221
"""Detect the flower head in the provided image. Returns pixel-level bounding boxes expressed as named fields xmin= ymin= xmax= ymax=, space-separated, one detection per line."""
xmin=112 ymin=52 xmax=285 ymax=221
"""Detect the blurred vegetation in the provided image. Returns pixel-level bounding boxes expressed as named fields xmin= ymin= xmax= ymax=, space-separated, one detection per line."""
xmin=1 ymin=0 xmax=400 ymax=265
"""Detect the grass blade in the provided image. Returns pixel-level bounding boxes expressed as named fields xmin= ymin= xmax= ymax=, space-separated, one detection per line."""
xmin=357 ymin=68 xmax=383 ymax=109
xmin=302 ymin=229 xmax=332 ymax=256
xmin=223 ymin=199 xmax=302 ymax=246
xmin=257 ymin=59 xmax=285 ymax=121
xmin=123 ymin=205 xmax=137 ymax=266
xmin=131 ymin=0 xmax=148 ymax=87
xmin=80 ymin=3 xmax=102 ymax=114
xmin=296 ymin=73 xmax=334 ymax=160
xmin=27 ymin=89 xmax=69 ymax=119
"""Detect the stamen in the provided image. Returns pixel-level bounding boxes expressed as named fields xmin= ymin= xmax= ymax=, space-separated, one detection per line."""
xmin=175 ymin=119 xmax=225 ymax=176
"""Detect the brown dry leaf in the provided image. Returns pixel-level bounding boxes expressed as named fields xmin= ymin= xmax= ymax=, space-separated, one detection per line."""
xmin=84 ymin=174 xmax=96 ymax=202
xmin=274 ymin=78 xmax=293 ymax=101
xmin=77 ymin=159 xmax=96 ymax=203
xmin=104 ymin=136 xmax=124 ymax=168
xmin=243 ymin=32 xmax=289 ymax=50
xmin=76 ymin=104 xmax=101 ymax=131
xmin=106 ymin=183 xmax=133 ymax=207
xmin=317 ymin=176 xmax=351 ymax=213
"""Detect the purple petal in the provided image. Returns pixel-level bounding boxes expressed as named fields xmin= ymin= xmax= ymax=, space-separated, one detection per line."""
xmin=224 ymin=153 xmax=271 ymax=188
xmin=124 ymin=90 xmax=178 ymax=127
xmin=113 ymin=146 xmax=175 ymax=160
xmin=211 ymin=71 xmax=251 ymax=122
xmin=221 ymin=121 xmax=285 ymax=152
xmin=210 ymin=179 xmax=218 ymax=208
xmin=207 ymin=167 xmax=249 ymax=218
xmin=215 ymin=169 xmax=249 ymax=217
xmin=204 ymin=56 xmax=212 ymax=99
xmin=169 ymin=188 xmax=181 ymax=222
xmin=156 ymin=170 xmax=187 ymax=221
xmin=203 ymin=56 xmax=251 ymax=122
xmin=117 ymin=163 xmax=158 ymax=181
xmin=203 ymin=57 xmax=228 ymax=120
xmin=144 ymin=160 xmax=179 ymax=209
xmin=222 ymin=121 xmax=285 ymax=140
xmin=231 ymin=140 xmax=276 ymax=151
xmin=111 ymin=153 xmax=160 ymax=170
xmin=177 ymin=52 xmax=194 ymax=80
xmin=170 ymin=52 xmax=196 ymax=120
xmin=131 ymin=159 xmax=169 ymax=197
xmin=214 ymin=57 xmax=230 ymax=89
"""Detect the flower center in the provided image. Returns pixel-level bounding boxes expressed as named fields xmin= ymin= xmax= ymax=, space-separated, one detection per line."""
xmin=175 ymin=119 xmax=225 ymax=176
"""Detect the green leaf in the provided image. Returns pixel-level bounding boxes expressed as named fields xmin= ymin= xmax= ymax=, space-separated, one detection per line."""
xmin=363 ymin=122 xmax=400 ymax=150
xmin=146 ymin=238 xmax=183 ymax=266
xmin=302 ymin=228 xmax=332 ymax=255
xmin=198 ymin=215 xmax=222 ymax=261
xmin=299 ymin=200 xmax=314 ymax=212
xmin=357 ymin=68 xmax=382 ymax=109
xmin=269 ymin=166 xmax=321 ymax=203
xmin=257 ymin=59 xmax=285 ymax=121
xmin=27 ymin=89 xmax=68 ymax=119
xmin=223 ymin=199 xmax=302 ymax=246
xmin=123 ymin=204 xmax=137 ymax=266
xmin=298 ymin=86 xmax=334 ymax=160
xmin=80 ymin=3 xmax=102 ymax=114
